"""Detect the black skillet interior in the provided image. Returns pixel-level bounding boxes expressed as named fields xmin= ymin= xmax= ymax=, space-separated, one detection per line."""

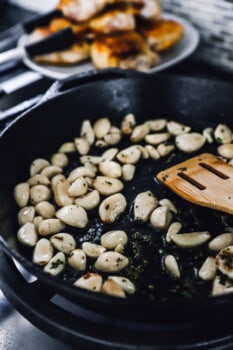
xmin=1 ymin=68 xmax=233 ymax=324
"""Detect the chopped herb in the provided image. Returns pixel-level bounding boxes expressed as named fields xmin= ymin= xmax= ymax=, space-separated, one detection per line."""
xmin=216 ymin=137 xmax=223 ymax=143
xmin=50 ymin=259 xmax=64 ymax=270
xmin=182 ymin=290 xmax=192 ymax=299
xmin=148 ymin=284 xmax=155 ymax=291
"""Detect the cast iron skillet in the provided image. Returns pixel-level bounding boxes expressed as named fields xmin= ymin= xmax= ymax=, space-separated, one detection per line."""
xmin=1 ymin=68 xmax=233 ymax=328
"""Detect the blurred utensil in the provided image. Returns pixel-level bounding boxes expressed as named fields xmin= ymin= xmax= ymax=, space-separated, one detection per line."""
xmin=0 ymin=94 xmax=43 ymax=122
xmin=0 ymin=28 xmax=75 ymax=66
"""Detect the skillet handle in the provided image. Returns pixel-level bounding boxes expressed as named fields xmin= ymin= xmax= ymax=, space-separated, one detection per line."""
xmin=43 ymin=68 xmax=146 ymax=101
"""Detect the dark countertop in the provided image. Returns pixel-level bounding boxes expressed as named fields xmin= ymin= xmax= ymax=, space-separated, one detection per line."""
xmin=0 ymin=3 xmax=34 ymax=31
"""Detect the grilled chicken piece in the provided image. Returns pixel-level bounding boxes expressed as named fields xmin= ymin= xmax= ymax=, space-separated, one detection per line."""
xmin=57 ymin=0 xmax=145 ymax=22
xmin=29 ymin=28 xmax=89 ymax=65
xmin=90 ymin=31 xmax=160 ymax=70
xmin=57 ymin=0 xmax=108 ymax=22
xmin=49 ymin=17 xmax=90 ymax=37
xmin=89 ymin=6 xmax=137 ymax=34
xmin=139 ymin=19 xmax=183 ymax=52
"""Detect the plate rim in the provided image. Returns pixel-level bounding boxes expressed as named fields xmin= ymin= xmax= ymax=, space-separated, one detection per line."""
xmin=19 ymin=13 xmax=200 ymax=80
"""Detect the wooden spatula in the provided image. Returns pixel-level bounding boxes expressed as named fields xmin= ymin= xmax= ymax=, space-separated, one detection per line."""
xmin=156 ymin=153 xmax=233 ymax=215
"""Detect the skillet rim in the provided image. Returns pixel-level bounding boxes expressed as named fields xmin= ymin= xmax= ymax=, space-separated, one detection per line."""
xmin=1 ymin=68 xmax=233 ymax=321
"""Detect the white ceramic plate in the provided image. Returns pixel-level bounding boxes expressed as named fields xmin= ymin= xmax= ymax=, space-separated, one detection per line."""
xmin=19 ymin=13 xmax=200 ymax=80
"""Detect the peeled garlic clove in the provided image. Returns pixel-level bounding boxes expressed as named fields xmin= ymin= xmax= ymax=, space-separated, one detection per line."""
xmin=130 ymin=123 xmax=150 ymax=142
xmin=85 ymin=177 xmax=94 ymax=188
xmin=166 ymin=121 xmax=191 ymax=135
xmin=34 ymin=216 xmax=43 ymax=231
xmin=80 ymin=155 xmax=103 ymax=165
xmin=94 ymin=118 xmax=111 ymax=139
xmin=30 ymin=158 xmax=50 ymax=176
xmin=145 ymin=132 xmax=171 ymax=145
xmin=208 ymin=233 xmax=233 ymax=252
xmin=80 ymin=119 xmax=95 ymax=145
xmin=121 ymin=113 xmax=136 ymax=134
xmin=170 ymin=231 xmax=211 ymax=248
xmin=122 ymin=164 xmax=136 ymax=181
xmin=51 ymin=174 xmax=65 ymax=191
xmin=30 ymin=185 xmax=51 ymax=205
xmin=74 ymin=273 xmax=102 ymax=292
xmin=134 ymin=191 xmax=158 ymax=222
xmin=50 ymin=233 xmax=76 ymax=254
xmin=68 ymin=249 xmax=86 ymax=271
xmin=14 ymin=182 xmax=30 ymax=208
xmin=159 ymin=198 xmax=178 ymax=214
xmin=164 ymin=255 xmax=181 ymax=278
xmin=84 ymin=162 xmax=98 ymax=173
xmin=146 ymin=118 xmax=167 ymax=132
xmin=166 ymin=222 xmax=182 ymax=242
xmin=214 ymin=123 xmax=232 ymax=144
xmin=67 ymin=166 xmax=96 ymax=183
xmin=99 ymin=193 xmax=127 ymax=223
xmin=150 ymin=206 xmax=172 ymax=230
xmin=40 ymin=166 xmax=63 ymax=179
xmin=99 ymin=161 xmax=122 ymax=178
xmin=117 ymin=146 xmax=141 ymax=164
xmin=102 ymin=279 xmax=126 ymax=298
xmin=114 ymin=244 xmax=124 ymax=254
xmin=44 ymin=252 xmax=65 ymax=276
xmin=56 ymin=205 xmax=88 ymax=228
xmin=54 ymin=178 xmax=74 ymax=207
xmin=95 ymin=251 xmax=129 ymax=273
xmin=35 ymin=201 xmax=56 ymax=219
xmin=217 ymin=144 xmax=233 ymax=159
xmin=51 ymin=152 xmax=69 ymax=168
xmin=212 ymin=275 xmax=233 ymax=297
xmin=101 ymin=230 xmax=128 ymax=249
xmin=68 ymin=177 xmax=88 ymax=197
xmin=104 ymin=127 xmax=122 ymax=145
xmin=82 ymin=242 xmax=106 ymax=258
xmin=33 ymin=238 xmax=53 ymax=266
xmin=58 ymin=142 xmax=76 ymax=153
xmin=198 ymin=257 xmax=216 ymax=281
xmin=157 ymin=143 xmax=175 ymax=157
xmin=135 ymin=145 xmax=149 ymax=159
xmin=108 ymin=276 xmax=136 ymax=295
xmin=17 ymin=222 xmax=38 ymax=247
xmin=102 ymin=148 xmax=119 ymax=161
xmin=38 ymin=218 xmax=65 ymax=236
xmin=27 ymin=174 xmax=50 ymax=186
xmin=74 ymin=137 xmax=90 ymax=155
xmin=75 ymin=190 xmax=100 ymax=210
xmin=145 ymin=145 xmax=160 ymax=160
xmin=203 ymin=127 xmax=214 ymax=143
xmin=18 ymin=206 xmax=35 ymax=226
xmin=175 ymin=133 xmax=205 ymax=153
xmin=216 ymin=246 xmax=233 ymax=279
xmin=94 ymin=176 xmax=124 ymax=196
